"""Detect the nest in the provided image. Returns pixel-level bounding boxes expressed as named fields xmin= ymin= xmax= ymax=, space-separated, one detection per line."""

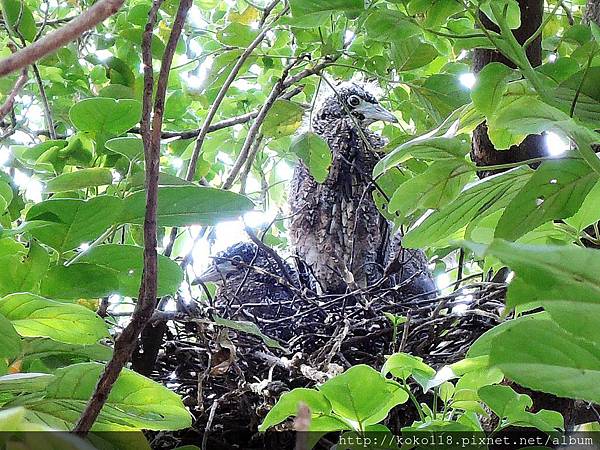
xmin=148 ymin=280 xmax=506 ymax=450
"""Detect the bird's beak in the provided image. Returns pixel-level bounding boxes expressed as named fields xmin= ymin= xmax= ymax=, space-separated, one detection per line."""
xmin=355 ymin=103 xmax=398 ymax=123
xmin=193 ymin=262 xmax=233 ymax=284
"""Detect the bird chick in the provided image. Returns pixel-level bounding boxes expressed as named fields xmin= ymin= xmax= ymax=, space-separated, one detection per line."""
xmin=194 ymin=242 xmax=300 ymax=341
xmin=289 ymin=83 xmax=398 ymax=294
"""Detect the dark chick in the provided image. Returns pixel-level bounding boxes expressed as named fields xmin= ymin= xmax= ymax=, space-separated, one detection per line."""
xmin=289 ymin=82 xmax=435 ymax=298
xmin=194 ymin=242 xmax=301 ymax=341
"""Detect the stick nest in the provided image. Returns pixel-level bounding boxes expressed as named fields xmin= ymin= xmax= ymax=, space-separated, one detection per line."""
xmin=148 ymin=280 xmax=506 ymax=449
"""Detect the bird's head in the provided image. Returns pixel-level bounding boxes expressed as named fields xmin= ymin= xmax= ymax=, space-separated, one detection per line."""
xmin=315 ymin=83 xmax=398 ymax=127
xmin=194 ymin=242 xmax=260 ymax=283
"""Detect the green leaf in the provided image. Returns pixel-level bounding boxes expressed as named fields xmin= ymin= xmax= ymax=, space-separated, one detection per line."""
xmin=319 ymin=365 xmax=404 ymax=426
xmin=0 ymin=180 xmax=13 ymax=212
xmin=467 ymin=311 xmax=551 ymax=358
xmin=23 ymin=362 xmax=192 ymax=431
xmin=0 ymin=293 xmax=108 ymax=345
xmin=213 ymin=316 xmax=283 ymax=349
xmin=45 ymin=168 xmax=114 ymax=193
xmin=565 ymin=179 xmax=600 ymax=232
xmin=26 ymin=196 xmax=123 ymax=253
xmin=217 ymin=23 xmax=258 ymax=47
xmin=40 ymin=243 xmax=183 ymax=300
xmin=374 ymin=137 xmax=470 ymax=177
xmin=0 ymin=373 xmax=54 ymax=394
xmin=403 ymin=166 xmax=532 ymax=248
xmin=392 ymin=39 xmax=438 ymax=72
xmin=482 ymin=240 xmax=600 ymax=346
xmin=478 ymin=385 xmax=564 ymax=432
xmin=261 ymin=100 xmax=304 ymax=138
xmin=388 ymin=160 xmax=471 ymax=216
xmin=19 ymin=339 xmax=113 ymax=371
xmin=258 ymin=388 xmax=331 ymax=431
xmin=489 ymin=319 xmax=600 ymax=404
xmin=381 ymin=352 xmax=435 ymax=387
xmin=365 ymin=10 xmax=420 ymax=43
xmin=77 ymin=244 xmax=183 ymax=298
xmin=0 ymin=312 xmax=21 ymax=363
xmin=119 ymin=186 xmax=254 ymax=227
xmin=0 ymin=240 xmax=49 ymax=296
xmin=480 ymin=0 xmax=521 ymax=29
xmin=421 ymin=0 xmax=464 ymax=28
xmin=0 ymin=0 xmax=37 ymax=41
xmin=290 ymin=132 xmax=332 ymax=183
xmin=495 ymin=159 xmax=599 ymax=240
xmin=290 ymin=0 xmax=364 ymax=18
xmin=69 ymin=98 xmax=142 ymax=151
xmin=40 ymin=263 xmax=121 ymax=300
xmin=471 ymin=62 xmax=514 ymax=116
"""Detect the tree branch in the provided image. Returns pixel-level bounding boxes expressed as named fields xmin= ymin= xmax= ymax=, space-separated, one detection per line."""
xmin=72 ymin=0 xmax=192 ymax=435
xmin=185 ymin=0 xmax=287 ymax=182
xmin=0 ymin=0 xmax=125 ymax=77
xmin=129 ymin=86 xmax=304 ymax=140
xmin=222 ymin=58 xmax=299 ymax=189
xmin=0 ymin=68 xmax=27 ymax=121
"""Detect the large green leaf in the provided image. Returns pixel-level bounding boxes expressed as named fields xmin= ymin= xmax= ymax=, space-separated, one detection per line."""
xmin=0 ymin=293 xmax=108 ymax=345
xmin=365 ymin=10 xmax=420 ymax=43
xmin=23 ymin=362 xmax=192 ymax=431
xmin=25 ymin=196 xmax=123 ymax=253
xmin=19 ymin=339 xmax=112 ymax=371
xmin=119 ymin=186 xmax=254 ymax=227
xmin=105 ymin=137 xmax=144 ymax=162
xmin=69 ymin=98 xmax=142 ymax=136
xmin=392 ymin=39 xmax=438 ymax=72
xmin=0 ymin=312 xmax=21 ymax=363
xmin=0 ymin=180 xmax=13 ymax=212
xmin=258 ymin=388 xmax=331 ymax=432
xmin=495 ymin=159 xmax=599 ymax=240
xmin=489 ymin=319 xmax=600 ymax=404
xmin=76 ymin=244 xmax=183 ymax=298
xmin=0 ymin=240 xmax=49 ymax=296
xmin=0 ymin=0 xmax=37 ymax=41
xmin=565 ymin=179 xmax=600 ymax=232
xmin=481 ymin=240 xmax=600 ymax=346
xmin=40 ymin=263 xmax=121 ymax=300
xmin=478 ymin=385 xmax=564 ymax=432
xmin=319 ymin=365 xmax=406 ymax=426
xmin=45 ymin=168 xmax=113 ymax=193
xmin=403 ymin=166 xmax=532 ymax=248
xmin=471 ymin=62 xmax=515 ymax=116
xmin=388 ymin=160 xmax=471 ymax=216
xmin=290 ymin=132 xmax=332 ymax=183
xmin=374 ymin=137 xmax=470 ymax=177
xmin=261 ymin=100 xmax=304 ymax=138
xmin=289 ymin=0 xmax=363 ymax=26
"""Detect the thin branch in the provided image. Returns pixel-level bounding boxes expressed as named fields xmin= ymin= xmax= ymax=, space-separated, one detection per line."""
xmin=185 ymin=0 xmax=286 ymax=182
xmin=0 ymin=68 xmax=27 ymax=121
xmin=72 ymin=0 xmax=191 ymax=435
xmin=31 ymin=64 xmax=56 ymax=139
xmin=222 ymin=59 xmax=299 ymax=189
xmin=129 ymin=86 xmax=304 ymax=140
xmin=0 ymin=0 xmax=125 ymax=77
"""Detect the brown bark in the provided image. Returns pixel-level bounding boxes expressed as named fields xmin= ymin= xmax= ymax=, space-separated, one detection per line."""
xmin=72 ymin=0 xmax=192 ymax=434
xmin=470 ymin=0 xmax=545 ymax=178
xmin=583 ymin=0 xmax=600 ymax=24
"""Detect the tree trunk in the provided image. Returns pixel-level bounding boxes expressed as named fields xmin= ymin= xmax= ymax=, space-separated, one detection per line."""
xmin=584 ymin=0 xmax=600 ymax=24
xmin=470 ymin=0 xmax=545 ymax=178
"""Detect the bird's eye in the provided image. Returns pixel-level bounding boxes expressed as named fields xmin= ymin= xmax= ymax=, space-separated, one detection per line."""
xmin=347 ymin=95 xmax=360 ymax=107
xmin=231 ymin=255 xmax=243 ymax=265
